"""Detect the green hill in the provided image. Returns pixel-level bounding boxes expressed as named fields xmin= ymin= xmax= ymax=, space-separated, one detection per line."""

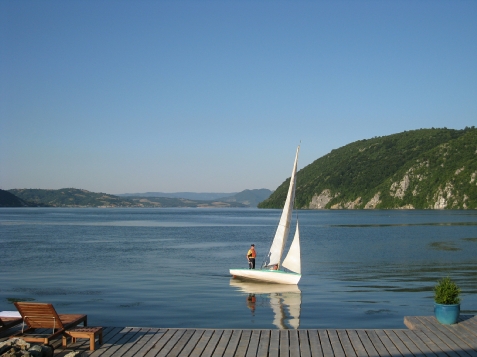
xmin=259 ymin=127 xmax=477 ymax=209
xmin=8 ymin=188 xmax=135 ymax=207
xmin=0 ymin=189 xmax=30 ymax=207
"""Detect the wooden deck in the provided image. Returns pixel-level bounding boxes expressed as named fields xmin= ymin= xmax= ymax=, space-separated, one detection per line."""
xmin=1 ymin=315 xmax=476 ymax=356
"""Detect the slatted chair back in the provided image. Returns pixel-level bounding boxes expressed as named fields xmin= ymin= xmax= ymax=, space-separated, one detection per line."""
xmin=14 ymin=302 xmax=64 ymax=332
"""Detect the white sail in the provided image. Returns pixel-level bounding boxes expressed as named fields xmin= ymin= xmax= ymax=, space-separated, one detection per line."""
xmin=281 ymin=220 xmax=301 ymax=274
xmin=265 ymin=146 xmax=300 ymax=267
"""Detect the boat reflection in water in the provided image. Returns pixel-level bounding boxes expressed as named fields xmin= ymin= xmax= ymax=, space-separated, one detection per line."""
xmin=230 ymin=279 xmax=301 ymax=329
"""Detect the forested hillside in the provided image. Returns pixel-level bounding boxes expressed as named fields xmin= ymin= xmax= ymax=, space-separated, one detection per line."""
xmin=9 ymin=188 xmax=135 ymax=207
xmin=259 ymin=127 xmax=477 ymax=209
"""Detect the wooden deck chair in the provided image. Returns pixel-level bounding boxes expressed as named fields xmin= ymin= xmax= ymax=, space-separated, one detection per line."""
xmin=9 ymin=302 xmax=87 ymax=345
xmin=0 ymin=315 xmax=23 ymax=333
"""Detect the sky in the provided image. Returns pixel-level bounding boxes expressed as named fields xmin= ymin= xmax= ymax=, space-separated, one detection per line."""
xmin=1 ymin=0 xmax=476 ymax=194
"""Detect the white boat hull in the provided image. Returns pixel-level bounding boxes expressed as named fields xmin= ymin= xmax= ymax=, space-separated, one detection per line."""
xmin=230 ymin=269 xmax=301 ymax=285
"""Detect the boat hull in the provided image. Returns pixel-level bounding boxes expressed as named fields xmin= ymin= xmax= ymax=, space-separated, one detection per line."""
xmin=230 ymin=269 xmax=301 ymax=285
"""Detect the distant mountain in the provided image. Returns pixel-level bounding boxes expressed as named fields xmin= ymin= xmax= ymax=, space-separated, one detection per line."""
xmin=216 ymin=189 xmax=272 ymax=207
xmin=121 ymin=189 xmax=272 ymax=207
xmin=0 ymin=189 xmax=31 ymax=207
xmin=259 ymin=127 xmax=477 ymax=209
xmin=118 ymin=192 xmax=238 ymax=200
xmin=125 ymin=196 xmax=248 ymax=208
xmin=8 ymin=188 xmax=259 ymax=208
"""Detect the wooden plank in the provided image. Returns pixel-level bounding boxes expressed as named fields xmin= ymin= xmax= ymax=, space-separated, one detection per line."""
xmin=406 ymin=315 xmax=477 ymax=345
xmin=41 ymin=318 xmax=477 ymax=357
xmin=213 ymin=329 xmax=233 ymax=357
xmin=235 ymin=330 xmax=252 ymax=357
xmin=97 ymin=326 xmax=121 ymax=340
xmin=289 ymin=329 xmax=300 ymax=357
xmin=307 ymin=330 xmax=324 ymax=357
xmin=85 ymin=327 xmax=127 ymax=357
xmin=374 ymin=330 xmax=403 ymax=357
xmin=223 ymin=330 xmax=242 ymax=357
xmin=463 ymin=315 xmax=477 ymax=330
xmin=119 ymin=328 xmax=158 ymax=357
xmin=394 ymin=329 xmax=437 ymax=357
xmin=356 ymin=329 xmax=380 ymax=357
xmin=425 ymin=316 xmax=477 ymax=351
xmin=383 ymin=330 xmax=414 ymax=357
xmin=404 ymin=316 xmax=426 ymax=330
xmin=178 ymin=330 xmax=204 ymax=357
xmin=298 ymin=330 xmax=312 ymax=357
xmin=318 ymin=330 xmax=334 ymax=357
xmin=189 ymin=329 xmax=214 ymax=357
xmin=128 ymin=329 xmax=167 ymax=357
xmin=280 ymin=329 xmax=289 ymax=357
xmin=459 ymin=316 xmax=477 ymax=339
xmin=89 ymin=327 xmax=135 ymax=357
xmin=328 ymin=330 xmax=346 ymax=357
xmin=366 ymin=330 xmax=391 ymax=357
xmin=336 ymin=330 xmax=357 ymax=357
xmin=110 ymin=328 xmax=155 ymax=357
xmin=166 ymin=329 xmax=196 ymax=357
xmin=403 ymin=329 xmax=442 ymax=357
xmin=419 ymin=316 xmax=477 ymax=357
xmin=436 ymin=324 xmax=477 ymax=351
xmin=410 ymin=329 xmax=459 ymax=357
xmin=257 ymin=330 xmax=270 ymax=357
xmin=99 ymin=327 xmax=145 ymax=357
xmin=268 ymin=329 xmax=280 ymax=357
xmin=246 ymin=330 xmax=261 ymax=357
xmin=347 ymin=330 xmax=369 ymax=357
xmin=143 ymin=329 xmax=178 ymax=357
xmin=156 ymin=329 xmax=187 ymax=357
xmin=200 ymin=329 xmax=224 ymax=357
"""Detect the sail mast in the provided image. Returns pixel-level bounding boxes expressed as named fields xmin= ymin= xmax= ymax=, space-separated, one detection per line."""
xmin=265 ymin=145 xmax=300 ymax=268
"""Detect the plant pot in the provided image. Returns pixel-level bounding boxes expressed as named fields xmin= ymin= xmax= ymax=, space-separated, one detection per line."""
xmin=434 ymin=303 xmax=460 ymax=324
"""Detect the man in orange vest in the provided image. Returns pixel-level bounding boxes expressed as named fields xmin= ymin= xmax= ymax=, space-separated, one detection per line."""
xmin=247 ymin=244 xmax=256 ymax=269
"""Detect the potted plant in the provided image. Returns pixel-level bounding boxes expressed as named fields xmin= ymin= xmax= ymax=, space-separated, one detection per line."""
xmin=434 ymin=276 xmax=461 ymax=324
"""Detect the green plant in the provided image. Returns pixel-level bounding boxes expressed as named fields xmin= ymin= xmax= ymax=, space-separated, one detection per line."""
xmin=434 ymin=276 xmax=461 ymax=305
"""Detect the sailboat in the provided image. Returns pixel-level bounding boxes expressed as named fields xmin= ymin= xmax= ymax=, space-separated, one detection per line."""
xmin=230 ymin=146 xmax=301 ymax=285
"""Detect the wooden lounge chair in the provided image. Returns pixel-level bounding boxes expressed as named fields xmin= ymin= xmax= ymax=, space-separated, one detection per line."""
xmin=0 ymin=315 xmax=23 ymax=333
xmin=9 ymin=302 xmax=87 ymax=345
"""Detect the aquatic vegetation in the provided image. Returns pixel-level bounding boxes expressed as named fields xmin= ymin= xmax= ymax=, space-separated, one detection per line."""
xmin=119 ymin=302 xmax=142 ymax=308
xmin=6 ymin=297 xmax=35 ymax=304
xmin=429 ymin=242 xmax=461 ymax=251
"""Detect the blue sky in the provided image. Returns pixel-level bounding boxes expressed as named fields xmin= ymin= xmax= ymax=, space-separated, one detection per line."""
xmin=1 ymin=0 xmax=476 ymax=194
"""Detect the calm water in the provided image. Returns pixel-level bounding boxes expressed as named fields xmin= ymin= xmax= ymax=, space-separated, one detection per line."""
xmin=1 ymin=208 xmax=476 ymax=329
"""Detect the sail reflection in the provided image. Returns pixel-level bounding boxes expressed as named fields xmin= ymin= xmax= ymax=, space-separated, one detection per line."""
xmin=230 ymin=279 xmax=301 ymax=329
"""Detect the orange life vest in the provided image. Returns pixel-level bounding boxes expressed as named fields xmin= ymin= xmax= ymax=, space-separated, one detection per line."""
xmin=247 ymin=248 xmax=256 ymax=258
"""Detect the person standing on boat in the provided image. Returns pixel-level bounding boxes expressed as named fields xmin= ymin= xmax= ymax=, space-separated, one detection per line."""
xmin=247 ymin=244 xmax=256 ymax=269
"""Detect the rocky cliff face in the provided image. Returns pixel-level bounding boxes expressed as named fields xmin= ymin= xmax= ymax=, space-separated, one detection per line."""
xmin=308 ymin=189 xmax=334 ymax=209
